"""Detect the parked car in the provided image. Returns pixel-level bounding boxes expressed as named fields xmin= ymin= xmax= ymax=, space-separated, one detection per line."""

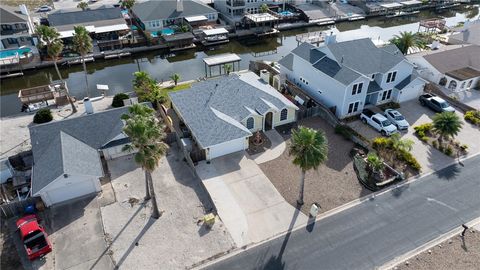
xmin=36 ymin=5 xmax=52 ymax=12
xmin=384 ymin=109 xmax=409 ymax=131
xmin=360 ymin=109 xmax=398 ymax=136
xmin=419 ymin=94 xmax=455 ymax=113
xmin=16 ymin=215 xmax=52 ymax=260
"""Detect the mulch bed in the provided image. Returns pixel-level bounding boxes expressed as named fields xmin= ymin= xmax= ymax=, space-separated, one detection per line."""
xmin=259 ymin=117 xmax=371 ymax=215
xmin=246 ymin=131 xmax=272 ymax=156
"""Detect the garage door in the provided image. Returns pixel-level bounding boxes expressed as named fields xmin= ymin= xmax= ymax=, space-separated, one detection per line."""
xmin=398 ymin=83 xmax=423 ymax=103
xmin=208 ymin=137 xmax=246 ymax=160
xmin=44 ymin=179 xmax=97 ymax=206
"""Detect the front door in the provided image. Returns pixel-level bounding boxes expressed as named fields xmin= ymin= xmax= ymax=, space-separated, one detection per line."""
xmin=265 ymin=112 xmax=273 ymax=131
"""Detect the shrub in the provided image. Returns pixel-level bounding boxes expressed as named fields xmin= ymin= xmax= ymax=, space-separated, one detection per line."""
xmin=335 ymin=124 xmax=352 ymax=140
xmin=372 ymin=137 xmax=392 ymax=151
xmin=419 ymin=136 xmax=429 ymax=142
xmin=112 ymin=93 xmax=129 ymax=107
xmin=460 ymin=144 xmax=468 ymax=151
xmin=464 ymin=110 xmax=480 ymax=126
xmin=33 ymin=108 xmax=53 ymax=124
xmin=432 ymin=140 xmax=438 ymax=149
xmin=414 ymin=123 xmax=433 ymax=138
xmin=444 ymin=146 xmax=453 ymax=156
xmin=400 ymin=150 xmax=421 ymax=171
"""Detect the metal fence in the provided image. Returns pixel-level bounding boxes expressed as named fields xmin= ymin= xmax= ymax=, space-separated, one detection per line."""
xmin=0 ymin=197 xmax=38 ymax=219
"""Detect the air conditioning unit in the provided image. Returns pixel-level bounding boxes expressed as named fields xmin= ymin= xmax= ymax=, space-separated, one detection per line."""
xmin=260 ymin=69 xmax=270 ymax=84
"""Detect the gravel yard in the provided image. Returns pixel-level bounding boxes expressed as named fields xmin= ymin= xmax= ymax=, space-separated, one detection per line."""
xmin=259 ymin=117 xmax=371 ymax=215
xmin=395 ymin=230 xmax=480 ymax=270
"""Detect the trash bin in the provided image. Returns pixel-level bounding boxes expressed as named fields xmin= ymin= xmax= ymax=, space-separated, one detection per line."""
xmin=309 ymin=203 xmax=319 ymax=217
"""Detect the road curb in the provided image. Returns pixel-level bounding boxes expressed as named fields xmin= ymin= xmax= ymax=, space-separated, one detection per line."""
xmin=192 ymin=152 xmax=480 ymax=269
xmin=379 ymin=216 xmax=480 ymax=270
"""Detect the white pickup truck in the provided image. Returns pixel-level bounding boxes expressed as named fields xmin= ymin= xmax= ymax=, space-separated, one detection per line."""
xmin=360 ymin=109 xmax=398 ymax=136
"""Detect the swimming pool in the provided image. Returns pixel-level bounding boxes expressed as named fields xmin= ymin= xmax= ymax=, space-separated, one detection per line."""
xmin=278 ymin=11 xmax=294 ymax=16
xmin=162 ymin=28 xmax=175 ymax=36
xmin=0 ymin=47 xmax=31 ymax=59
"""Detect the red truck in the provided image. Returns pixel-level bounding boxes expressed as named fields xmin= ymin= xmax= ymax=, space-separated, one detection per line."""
xmin=16 ymin=214 xmax=52 ymax=260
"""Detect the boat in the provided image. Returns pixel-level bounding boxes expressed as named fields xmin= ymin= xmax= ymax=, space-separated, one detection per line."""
xmin=385 ymin=10 xmax=420 ymax=18
xmin=66 ymin=57 xmax=95 ymax=66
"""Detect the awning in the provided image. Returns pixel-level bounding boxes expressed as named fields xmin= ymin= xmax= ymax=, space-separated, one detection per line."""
xmin=203 ymin=53 xmax=241 ymax=66
xmin=202 ymin=28 xmax=228 ymax=36
xmin=401 ymin=0 xmax=422 ymax=5
xmin=380 ymin=3 xmax=403 ymax=8
xmin=95 ymin=24 xmax=129 ymax=33
xmin=58 ymin=25 xmax=95 ymax=38
xmin=245 ymin=13 xmax=278 ymax=23
xmin=185 ymin=15 xmax=208 ymax=23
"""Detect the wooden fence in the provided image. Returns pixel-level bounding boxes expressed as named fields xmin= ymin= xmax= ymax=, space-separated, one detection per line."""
xmin=1 ymin=197 xmax=39 ymax=219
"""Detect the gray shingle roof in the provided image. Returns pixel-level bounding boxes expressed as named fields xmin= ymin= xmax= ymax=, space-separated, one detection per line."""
xmin=367 ymin=80 xmax=382 ymax=93
xmin=29 ymin=106 xmax=132 ymax=194
xmin=423 ymin=45 xmax=480 ymax=74
xmin=169 ymin=72 xmax=297 ymax=148
xmin=48 ymin=7 xmax=124 ymax=27
xmin=0 ymin=5 xmax=27 ymax=24
xmin=32 ymin=132 xmax=103 ymax=194
xmin=325 ymin=38 xmax=405 ymax=75
xmin=278 ymin=53 xmax=294 ymax=71
xmin=132 ymin=0 xmax=217 ymax=22
xmin=291 ymin=42 xmax=315 ymax=62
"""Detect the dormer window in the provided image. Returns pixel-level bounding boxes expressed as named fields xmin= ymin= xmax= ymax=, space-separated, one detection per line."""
xmin=246 ymin=117 xmax=254 ymax=129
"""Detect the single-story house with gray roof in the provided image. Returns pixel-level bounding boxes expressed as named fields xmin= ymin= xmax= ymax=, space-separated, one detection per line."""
xmin=169 ymin=71 xmax=298 ymax=160
xmin=279 ymin=38 xmax=426 ymax=119
xmin=29 ymin=105 xmax=138 ymax=206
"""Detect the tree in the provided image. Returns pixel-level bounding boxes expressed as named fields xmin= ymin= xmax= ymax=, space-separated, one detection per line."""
xmin=390 ymin=31 xmax=418 ymax=55
xmin=224 ymin=64 xmax=232 ymax=75
xmin=35 ymin=25 xmax=77 ymax=113
xmin=77 ymin=1 xmax=89 ymax=11
xmin=132 ymin=71 xmax=161 ymax=103
xmin=180 ymin=24 xmax=189 ymax=33
xmin=120 ymin=0 xmax=136 ymax=44
xmin=259 ymin=3 xmax=269 ymax=13
xmin=366 ymin=153 xmax=385 ymax=180
xmin=433 ymin=112 xmax=463 ymax=146
xmin=170 ymin=73 xmax=180 ymax=86
xmin=72 ymin=26 xmax=93 ymax=97
xmin=122 ymin=104 xmax=168 ymax=219
xmin=289 ymin=127 xmax=328 ymax=206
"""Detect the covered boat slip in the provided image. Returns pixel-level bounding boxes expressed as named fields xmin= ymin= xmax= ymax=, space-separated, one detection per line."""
xmin=201 ymin=28 xmax=229 ymax=46
xmin=18 ymin=81 xmax=70 ymax=107
xmin=162 ymin=32 xmax=196 ymax=52
xmin=203 ymin=53 xmax=241 ymax=77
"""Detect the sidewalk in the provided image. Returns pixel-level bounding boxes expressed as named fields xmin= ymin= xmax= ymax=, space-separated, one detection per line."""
xmin=251 ymin=130 xmax=286 ymax=164
xmin=196 ymin=152 xmax=308 ymax=247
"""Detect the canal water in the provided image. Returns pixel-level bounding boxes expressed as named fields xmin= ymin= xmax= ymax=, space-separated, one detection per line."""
xmin=1 ymin=5 xmax=478 ymax=117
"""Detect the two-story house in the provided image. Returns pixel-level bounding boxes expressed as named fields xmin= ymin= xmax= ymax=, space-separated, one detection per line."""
xmin=214 ymin=0 xmax=277 ymax=25
xmin=279 ymin=38 xmax=426 ymax=119
xmin=0 ymin=5 xmax=35 ymax=50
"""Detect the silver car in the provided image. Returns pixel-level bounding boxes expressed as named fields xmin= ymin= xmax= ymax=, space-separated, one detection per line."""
xmin=384 ymin=109 xmax=409 ymax=131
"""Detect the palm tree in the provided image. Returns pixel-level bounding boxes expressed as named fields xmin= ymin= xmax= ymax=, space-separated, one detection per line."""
xmin=433 ymin=112 xmax=463 ymax=146
xmin=260 ymin=3 xmax=269 ymax=13
xmin=289 ymin=127 xmax=328 ymax=206
xmin=366 ymin=153 xmax=385 ymax=180
xmin=120 ymin=0 xmax=136 ymax=44
xmin=390 ymin=31 xmax=417 ymax=55
xmin=170 ymin=73 xmax=180 ymax=86
xmin=224 ymin=64 xmax=232 ymax=75
xmin=72 ymin=26 xmax=93 ymax=97
xmin=36 ymin=25 xmax=77 ymax=113
xmin=122 ymin=104 xmax=168 ymax=219
xmin=77 ymin=1 xmax=89 ymax=10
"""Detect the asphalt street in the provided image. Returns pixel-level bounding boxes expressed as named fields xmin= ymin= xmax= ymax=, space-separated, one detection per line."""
xmin=206 ymin=155 xmax=480 ymax=270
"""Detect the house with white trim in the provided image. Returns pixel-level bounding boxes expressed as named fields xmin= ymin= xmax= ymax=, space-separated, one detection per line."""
xmin=279 ymin=38 xmax=426 ymax=119
xmin=169 ymin=71 xmax=298 ymax=160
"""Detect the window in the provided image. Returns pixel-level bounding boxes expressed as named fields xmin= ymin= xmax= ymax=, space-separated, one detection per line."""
xmin=386 ymin=71 xmax=397 ymax=83
xmin=461 ymin=82 xmax=466 ymax=89
xmin=371 ymin=74 xmax=375 ymax=79
xmin=352 ymin=83 xmax=363 ymax=95
xmin=467 ymin=80 xmax=473 ymax=88
xmin=347 ymin=101 xmax=360 ymax=114
xmin=381 ymin=89 xmax=392 ymax=101
xmin=246 ymin=117 xmax=254 ymax=129
xmin=280 ymin=109 xmax=288 ymax=121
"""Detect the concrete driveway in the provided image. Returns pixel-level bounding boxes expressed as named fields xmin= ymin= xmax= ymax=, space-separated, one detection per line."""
xmin=196 ymin=152 xmax=308 ymax=248
xmin=48 ymin=196 xmax=114 ymax=270
xmin=348 ymin=100 xmax=480 ymax=173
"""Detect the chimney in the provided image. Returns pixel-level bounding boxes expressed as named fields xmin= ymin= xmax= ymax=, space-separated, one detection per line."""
xmin=177 ymin=0 xmax=184 ymax=12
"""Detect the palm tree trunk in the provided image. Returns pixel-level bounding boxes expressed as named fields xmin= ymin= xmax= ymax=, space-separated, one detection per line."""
xmin=144 ymin=170 xmax=151 ymax=201
xmin=147 ymin=170 xmax=161 ymax=219
xmin=297 ymin=170 xmax=306 ymax=206
xmin=81 ymin=55 xmax=90 ymax=97
xmin=54 ymin=59 xmax=77 ymax=113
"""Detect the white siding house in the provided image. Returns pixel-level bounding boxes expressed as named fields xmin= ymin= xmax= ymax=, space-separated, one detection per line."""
xmin=279 ymin=38 xmax=426 ymax=119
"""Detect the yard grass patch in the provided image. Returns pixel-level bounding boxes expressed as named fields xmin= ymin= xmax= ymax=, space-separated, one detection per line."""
xmin=2 ymin=0 xmax=52 ymax=10
xmin=159 ymin=83 xmax=191 ymax=107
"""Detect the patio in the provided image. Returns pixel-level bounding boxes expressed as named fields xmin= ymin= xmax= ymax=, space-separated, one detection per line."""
xmin=259 ymin=116 xmax=371 ymax=215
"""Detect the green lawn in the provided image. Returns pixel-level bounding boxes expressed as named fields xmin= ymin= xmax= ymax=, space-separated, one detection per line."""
xmin=159 ymin=83 xmax=191 ymax=107
xmin=3 ymin=0 xmax=52 ymax=10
